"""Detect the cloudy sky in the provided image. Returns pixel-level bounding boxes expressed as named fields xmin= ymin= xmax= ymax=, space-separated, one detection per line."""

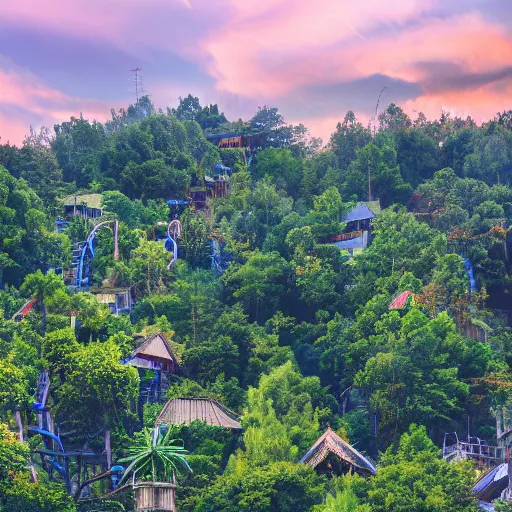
xmin=1 ymin=0 xmax=512 ymax=145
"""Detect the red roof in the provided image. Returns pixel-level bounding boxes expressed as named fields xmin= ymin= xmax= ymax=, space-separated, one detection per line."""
xmin=18 ymin=299 xmax=37 ymax=317
xmin=389 ymin=291 xmax=413 ymax=310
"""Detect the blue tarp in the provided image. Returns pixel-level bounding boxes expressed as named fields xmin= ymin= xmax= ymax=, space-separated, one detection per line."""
xmin=330 ymin=237 xmax=364 ymax=250
xmin=167 ymin=200 xmax=188 ymax=206
xmin=213 ymin=164 xmax=231 ymax=175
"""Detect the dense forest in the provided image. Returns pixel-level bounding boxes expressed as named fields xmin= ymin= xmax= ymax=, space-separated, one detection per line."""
xmin=1 ymin=93 xmax=512 ymax=512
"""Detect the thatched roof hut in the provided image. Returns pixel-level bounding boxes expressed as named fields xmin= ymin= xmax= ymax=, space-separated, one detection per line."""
xmin=123 ymin=332 xmax=179 ymax=373
xmin=300 ymin=427 xmax=376 ymax=476
xmin=156 ymin=398 xmax=242 ymax=430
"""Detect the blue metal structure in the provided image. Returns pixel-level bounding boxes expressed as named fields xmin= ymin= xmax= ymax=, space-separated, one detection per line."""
xmin=166 ymin=200 xmax=188 ymax=207
xmin=110 ymin=466 xmax=125 ymax=489
xmin=463 ymin=258 xmax=477 ymax=295
xmin=28 ymin=427 xmax=65 ymax=452
xmin=210 ymin=238 xmax=232 ymax=275
xmin=163 ymin=220 xmax=182 ymax=269
xmin=28 ymin=427 xmax=70 ymax=489
xmin=72 ymin=220 xmax=119 ymax=287
xmin=55 ymin=218 xmax=70 ymax=233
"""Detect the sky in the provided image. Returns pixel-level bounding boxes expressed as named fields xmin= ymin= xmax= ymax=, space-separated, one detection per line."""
xmin=1 ymin=0 xmax=512 ymax=145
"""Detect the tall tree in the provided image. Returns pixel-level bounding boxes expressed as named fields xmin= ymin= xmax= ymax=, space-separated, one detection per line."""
xmin=21 ymin=270 xmax=65 ymax=334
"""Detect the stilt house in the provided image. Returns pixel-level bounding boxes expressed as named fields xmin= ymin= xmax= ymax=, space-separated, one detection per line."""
xmin=123 ymin=333 xmax=180 ymax=403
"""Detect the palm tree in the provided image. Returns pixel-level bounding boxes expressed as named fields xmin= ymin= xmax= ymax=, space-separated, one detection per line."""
xmin=119 ymin=427 xmax=191 ymax=485
xmin=21 ymin=269 xmax=65 ymax=335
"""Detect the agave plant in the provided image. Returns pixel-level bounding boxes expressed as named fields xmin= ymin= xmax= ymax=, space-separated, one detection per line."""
xmin=119 ymin=426 xmax=191 ymax=484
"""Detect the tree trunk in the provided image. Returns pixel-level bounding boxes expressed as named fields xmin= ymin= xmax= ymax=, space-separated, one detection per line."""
xmin=41 ymin=300 xmax=47 ymax=335
xmin=105 ymin=430 xmax=112 ymax=469
xmin=15 ymin=408 xmax=24 ymax=442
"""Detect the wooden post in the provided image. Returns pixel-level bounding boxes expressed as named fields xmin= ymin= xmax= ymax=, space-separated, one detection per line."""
xmin=105 ymin=430 xmax=112 ymax=469
xmin=64 ymin=456 xmax=71 ymax=494
xmin=77 ymin=455 xmax=82 ymax=493
xmin=29 ymin=461 xmax=38 ymax=483
xmin=15 ymin=408 xmax=24 ymax=443
xmin=113 ymin=220 xmax=119 ymax=261
xmin=47 ymin=410 xmax=55 ymax=434
xmin=508 ymin=443 xmax=512 ymax=499
xmin=172 ymin=473 xmax=177 ymax=512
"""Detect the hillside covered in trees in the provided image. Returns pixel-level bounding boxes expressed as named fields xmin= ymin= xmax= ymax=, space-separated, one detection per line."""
xmin=1 ymin=95 xmax=512 ymax=512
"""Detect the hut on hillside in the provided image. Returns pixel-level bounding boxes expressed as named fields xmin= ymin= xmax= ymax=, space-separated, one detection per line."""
xmin=156 ymin=397 xmax=242 ymax=431
xmin=327 ymin=201 xmax=380 ymax=258
xmin=300 ymin=427 xmax=376 ymax=477
xmin=61 ymin=193 xmax=103 ymax=220
xmin=89 ymin=287 xmax=133 ymax=315
xmin=343 ymin=203 xmax=377 ymax=233
xmin=123 ymin=333 xmax=180 ymax=403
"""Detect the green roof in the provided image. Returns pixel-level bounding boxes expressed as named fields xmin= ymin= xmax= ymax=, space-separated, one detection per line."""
xmin=61 ymin=193 xmax=103 ymax=209
xmin=365 ymin=200 xmax=381 ymax=214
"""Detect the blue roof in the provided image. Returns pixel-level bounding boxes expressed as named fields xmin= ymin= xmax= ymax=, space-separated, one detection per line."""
xmin=214 ymin=163 xmax=231 ymax=173
xmin=343 ymin=203 xmax=375 ymax=223
xmin=330 ymin=237 xmax=364 ymax=250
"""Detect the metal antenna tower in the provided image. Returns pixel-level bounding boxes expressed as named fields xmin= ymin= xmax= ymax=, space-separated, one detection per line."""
xmin=130 ymin=68 xmax=144 ymax=102
xmin=368 ymin=86 xmax=387 ymax=201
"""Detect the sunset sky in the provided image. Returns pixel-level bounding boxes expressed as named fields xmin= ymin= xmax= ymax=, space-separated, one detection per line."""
xmin=1 ymin=0 xmax=512 ymax=145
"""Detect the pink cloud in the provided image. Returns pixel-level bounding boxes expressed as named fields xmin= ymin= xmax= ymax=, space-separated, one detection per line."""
xmin=1 ymin=0 xmax=217 ymax=63
xmin=1 ymin=0 xmax=181 ymax=38
xmin=1 ymin=0 xmax=511 ymax=145
xmin=202 ymin=9 xmax=512 ymax=100
xmin=203 ymin=0 xmax=434 ymax=97
xmin=0 ymin=112 xmax=33 ymax=146
xmin=0 ymin=61 xmax=112 ymax=145
xmin=403 ymin=84 xmax=512 ymax=123
xmin=291 ymin=111 xmax=370 ymax=145
xmin=338 ymin=13 xmax=512 ymax=87
xmin=0 ymin=67 xmax=68 ymax=112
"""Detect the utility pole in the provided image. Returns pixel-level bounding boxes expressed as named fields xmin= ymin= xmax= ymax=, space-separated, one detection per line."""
xmin=368 ymin=154 xmax=372 ymax=202
xmin=368 ymin=86 xmax=387 ymax=202
xmin=130 ymin=67 xmax=144 ymax=102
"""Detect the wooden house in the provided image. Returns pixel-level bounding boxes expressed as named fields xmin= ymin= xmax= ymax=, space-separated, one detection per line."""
xmin=124 ymin=332 xmax=179 ymax=373
xmin=89 ymin=287 xmax=133 ymax=315
xmin=61 ymin=193 xmax=103 ymax=220
xmin=300 ymin=427 xmax=376 ymax=477
xmin=328 ymin=201 xmax=380 ymax=258
xmin=123 ymin=333 xmax=180 ymax=403
xmin=343 ymin=203 xmax=377 ymax=233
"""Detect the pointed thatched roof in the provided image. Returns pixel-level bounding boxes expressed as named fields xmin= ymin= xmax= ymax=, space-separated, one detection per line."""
xmin=123 ymin=332 xmax=179 ymax=372
xmin=300 ymin=427 xmax=376 ymax=476
xmin=155 ymin=398 xmax=242 ymax=430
